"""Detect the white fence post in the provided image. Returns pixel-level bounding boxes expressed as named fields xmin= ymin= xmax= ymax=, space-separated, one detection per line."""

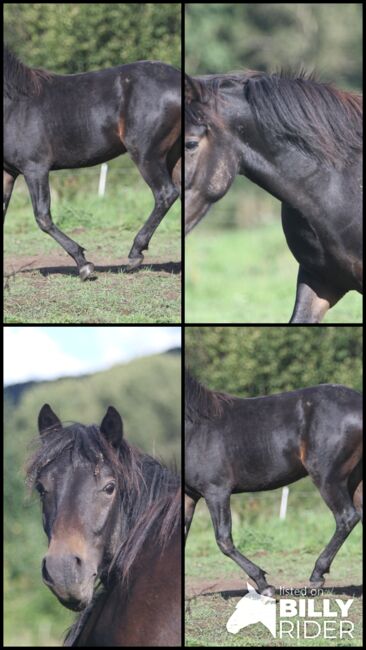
xmin=98 ymin=163 xmax=108 ymax=197
xmin=279 ymin=486 xmax=289 ymax=520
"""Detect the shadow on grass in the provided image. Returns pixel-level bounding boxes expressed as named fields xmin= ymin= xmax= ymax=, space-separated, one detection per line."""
xmin=188 ymin=583 xmax=363 ymax=601
xmin=5 ymin=261 xmax=181 ymax=280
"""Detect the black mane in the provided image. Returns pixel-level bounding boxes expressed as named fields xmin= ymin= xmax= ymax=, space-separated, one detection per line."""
xmin=4 ymin=46 xmax=53 ymax=97
xmin=185 ymin=369 xmax=233 ymax=422
xmin=186 ymin=69 xmax=362 ymax=165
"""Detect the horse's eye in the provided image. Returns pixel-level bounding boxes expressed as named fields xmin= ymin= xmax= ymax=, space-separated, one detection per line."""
xmin=36 ymin=482 xmax=47 ymax=497
xmin=104 ymin=483 xmax=116 ymax=495
xmin=185 ymin=141 xmax=199 ymax=151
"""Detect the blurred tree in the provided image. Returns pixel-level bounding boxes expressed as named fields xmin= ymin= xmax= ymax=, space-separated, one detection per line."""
xmin=185 ymin=326 xmax=362 ymax=394
xmin=4 ymin=3 xmax=181 ymax=70
xmin=186 ymin=3 xmax=362 ymax=90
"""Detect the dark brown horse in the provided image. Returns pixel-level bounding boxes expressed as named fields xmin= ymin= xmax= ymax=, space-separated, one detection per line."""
xmin=185 ymin=370 xmax=362 ymax=596
xmin=4 ymin=47 xmax=181 ymax=279
xmin=185 ymin=70 xmax=362 ymax=322
xmin=26 ymin=404 xmax=181 ymax=646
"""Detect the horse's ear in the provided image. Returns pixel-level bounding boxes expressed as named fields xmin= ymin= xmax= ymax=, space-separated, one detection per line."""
xmin=100 ymin=406 xmax=123 ymax=448
xmin=185 ymin=74 xmax=203 ymax=104
xmin=38 ymin=404 xmax=62 ymax=436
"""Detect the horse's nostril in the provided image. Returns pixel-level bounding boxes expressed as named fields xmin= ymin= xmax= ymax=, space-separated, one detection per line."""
xmin=75 ymin=556 xmax=82 ymax=567
xmin=42 ymin=558 xmax=53 ymax=584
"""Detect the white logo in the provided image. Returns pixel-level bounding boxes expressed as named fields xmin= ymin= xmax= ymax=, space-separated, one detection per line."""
xmin=226 ymin=584 xmax=355 ymax=640
xmin=226 ymin=583 xmax=276 ymax=636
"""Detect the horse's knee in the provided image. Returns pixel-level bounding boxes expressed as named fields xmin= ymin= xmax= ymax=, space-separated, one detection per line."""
xmin=337 ymin=509 xmax=360 ymax=532
xmin=155 ymin=185 xmax=178 ymax=210
xmin=217 ymin=536 xmax=234 ymax=556
xmin=36 ymin=213 xmax=52 ymax=233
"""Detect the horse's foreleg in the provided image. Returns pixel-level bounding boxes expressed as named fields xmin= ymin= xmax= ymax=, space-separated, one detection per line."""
xmin=205 ymin=489 xmax=275 ymax=597
xmin=3 ymin=170 xmax=17 ymax=221
xmin=24 ymin=171 xmax=94 ymax=280
xmin=290 ymin=266 xmax=344 ymax=323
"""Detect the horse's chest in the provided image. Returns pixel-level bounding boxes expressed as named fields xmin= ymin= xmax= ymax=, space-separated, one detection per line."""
xmin=281 ymin=208 xmax=327 ymax=270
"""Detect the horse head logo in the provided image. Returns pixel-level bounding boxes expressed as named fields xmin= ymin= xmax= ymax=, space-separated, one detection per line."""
xmin=226 ymin=583 xmax=276 ymax=636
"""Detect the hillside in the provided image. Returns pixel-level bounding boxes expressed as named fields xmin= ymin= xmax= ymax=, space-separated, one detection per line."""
xmin=4 ymin=350 xmax=181 ymax=461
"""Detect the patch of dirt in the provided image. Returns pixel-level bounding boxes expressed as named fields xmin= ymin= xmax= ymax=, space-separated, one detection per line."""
xmin=186 ymin=577 xmax=247 ymax=598
xmin=4 ymin=253 xmax=181 ymax=278
xmin=186 ymin=577 xmax=363 ymax=599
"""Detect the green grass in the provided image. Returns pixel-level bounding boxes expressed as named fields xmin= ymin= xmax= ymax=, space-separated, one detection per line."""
xmin=186 ymin=485 xmax=363 ymax=646
xmin=185 ymin=224 xmax=362 ymax=323
xmin=4 ymin=164 xmax=181 ymax=323
xmin=4 ymin=264 xmax=180 ymax=324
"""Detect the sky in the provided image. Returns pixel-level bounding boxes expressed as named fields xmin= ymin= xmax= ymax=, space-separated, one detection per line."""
xmin=4 ymin=327 xmax=181 ymax=386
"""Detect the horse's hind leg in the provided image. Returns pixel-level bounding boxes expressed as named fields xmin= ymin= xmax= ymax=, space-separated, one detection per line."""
xmin=352 ymin=482 xmax=363 ymax=523
xmin=290 ymin=266 xmax=345 ymax=323
xmin=309 ymin=480 xmax=360 ymax=587
xmin=185 ymin=493 xmax=199 ymax=541
xmin=127 ymin=159 xmax=179 ymax=269
xmin=24 ymin=170 xmax=94 ymax=280
xmin=205 ymin=488 xmax=275 ymax=596
xmin=348 ymin=461 xmax=363 ymax=523
xmin=171 ymin=158 xmax=181 ymax=194
xmin=3 ymin=170 xmax=17 ymax=221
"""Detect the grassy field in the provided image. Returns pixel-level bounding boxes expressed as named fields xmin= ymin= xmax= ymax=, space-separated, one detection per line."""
xmin=185 ymin=223 xmax=362 ymax=324
xmin=185 ymin=483 xmax=363 ymax=647
xmin=4 ymin=162 xmax=181 ymax=323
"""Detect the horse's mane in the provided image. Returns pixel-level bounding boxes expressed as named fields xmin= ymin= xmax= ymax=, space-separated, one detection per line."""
xmin=185 ymin=369 xmax=234 ymax=422
xmin=4 ymin=46 xmax=53 ymax=97
xmin=185 ymin=68 xmax=362 ymax=165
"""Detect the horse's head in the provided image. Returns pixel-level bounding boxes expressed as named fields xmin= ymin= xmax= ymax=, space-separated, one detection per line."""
xmin=33 ymin=404 xmax=126 ymax=611
xmin=185 ymin=74 xmax=240 ymax=234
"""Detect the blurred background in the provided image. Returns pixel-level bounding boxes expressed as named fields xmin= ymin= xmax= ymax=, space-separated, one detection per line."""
xmin=4 ymin=326 xmax=181 ymax=646
xmin=185 ymin=3 xmax=362 ymax=323
xmin=185 ymin=325 xmax=362 ymax=394
xmin=5 ymin=3 xmax=181 ymax=70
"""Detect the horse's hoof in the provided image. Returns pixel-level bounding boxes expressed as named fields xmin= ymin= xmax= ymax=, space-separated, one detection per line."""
xmin=79 ymin=262 xmax=95 ymax=280
xmin=126 ymin=255 xmax=143 ymax=271
xmin=309 ymin=580 xmax=324 ymax=590
xmin=261 ymin=585 xmax=276 ymax=598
